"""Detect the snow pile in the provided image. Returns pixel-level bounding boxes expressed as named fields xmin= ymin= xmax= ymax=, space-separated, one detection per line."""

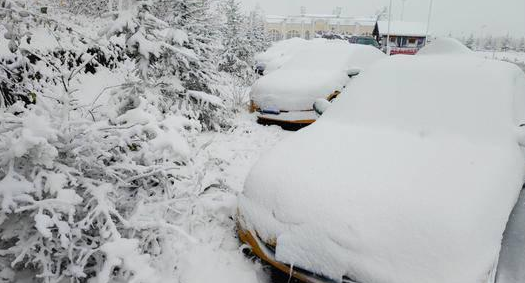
xmin=417 ymin=37 xmax=473 ymax=55
xmin=251 ymin=40 xmax=385 ymax=111
xmin=477 ymin=51 xmax=525 ymax=72
xmin=240 ymin=55 xmax=525 ymax=283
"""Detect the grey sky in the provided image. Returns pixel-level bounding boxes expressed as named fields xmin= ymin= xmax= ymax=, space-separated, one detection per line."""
xmin=239 ymin=0 xmax=525 ymax=38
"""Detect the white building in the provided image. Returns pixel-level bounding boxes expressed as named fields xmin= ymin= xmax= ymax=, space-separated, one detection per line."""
xmin=265 ymin=8 xmax=377 ymax=41
xmin=373 ymin=21 xmax=429 ymax=54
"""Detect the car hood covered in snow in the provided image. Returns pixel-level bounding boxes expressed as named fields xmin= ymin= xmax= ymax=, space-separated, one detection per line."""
xmin=239 ymin=53 xmax=525 ymax=283
xmin=251 ymin=69 xmax=348 ymax=111
xmin=251 ymin=40 xmax=385 ymax=111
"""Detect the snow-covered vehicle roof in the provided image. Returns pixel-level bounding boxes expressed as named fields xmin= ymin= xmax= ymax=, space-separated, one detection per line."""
xmin=239 ymin=53 xmax=525 ymax=283
xmin=251 ymin=40 xmax=385 ymax=111
xmin=417 ymin=37 xmax=473 ymax=55
xmin=254 ymin=38 xmax=312 ymax=75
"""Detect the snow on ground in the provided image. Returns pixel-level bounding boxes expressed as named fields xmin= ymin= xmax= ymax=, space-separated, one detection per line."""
xmin=179 ymin=114 xmax=288 ymax=283
xmin=477 ymin=51 xmax=525 ymax=71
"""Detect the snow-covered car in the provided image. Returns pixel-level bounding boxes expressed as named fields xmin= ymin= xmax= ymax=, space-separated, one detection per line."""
xmin=238 ymin=50 xmax=525 ymax=282
xmin=250 ymin=40 xmax=385 ymax=127
xmin=254 ymin=37 xmax=312 ymax=76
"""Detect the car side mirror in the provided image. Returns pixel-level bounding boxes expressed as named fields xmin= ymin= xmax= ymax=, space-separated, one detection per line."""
xmin=346 ymin=68 xmax=361 ymax=78
xmin=518 ymin=124 xmax=525 ymax=147
xmin=313 ymin=98 xmax=332 ymax=116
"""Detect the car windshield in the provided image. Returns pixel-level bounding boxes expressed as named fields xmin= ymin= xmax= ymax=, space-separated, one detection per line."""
xmin=326 ymin=55 xmax=525 ymax=142
xmin=357 ymin=38 xmax=375 ymax=45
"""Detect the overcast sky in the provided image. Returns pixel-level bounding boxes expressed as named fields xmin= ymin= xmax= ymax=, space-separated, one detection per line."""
xmin=238 ymin=0 xmax=525 ymax=38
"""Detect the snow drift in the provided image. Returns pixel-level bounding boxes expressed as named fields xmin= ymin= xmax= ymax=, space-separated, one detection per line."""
xmin=239 ymin=54 xmax=525 ymax=283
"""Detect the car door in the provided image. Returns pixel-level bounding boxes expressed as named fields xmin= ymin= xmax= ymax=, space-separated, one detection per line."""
xmin=496 ymin=73 xmax=525 ymax=282
xmin=496 ymin=186 xmax=525 ymax=283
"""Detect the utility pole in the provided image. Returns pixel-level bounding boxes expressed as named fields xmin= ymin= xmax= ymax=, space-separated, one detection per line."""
xmin=386 ymin=0 xmax=393 ymax=55
xmin=424 ymin=0 xmax=433 ymax=46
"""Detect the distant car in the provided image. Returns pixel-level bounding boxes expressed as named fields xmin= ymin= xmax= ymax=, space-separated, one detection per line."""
xmin=348 ymin=36 xmax=380 ymax=48
xmin=250 ymin=39 xmax=385 ymax=128
xmin=254 ymin=62 xmax=265 ymax=76
xmin=238 ymin=43 xmax=525 ymax=283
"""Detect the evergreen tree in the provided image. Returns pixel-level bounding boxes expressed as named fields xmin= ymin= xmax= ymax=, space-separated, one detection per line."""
xmin=153 ymin=0 xmax=221 ymax=93
xmin=475 ymin=37 xmax=481 ymax=50
xmin=218 ymin=0 xmax=253 ymax=81
xmin=518 ymin=37 xmax=525 ymax=52
xmin=465 ymin=33 xmax=475 ymax=50
xmin=246 ymin=5 xmax=270 ymax=54
xmin=501 ymin=34 xmax=511 ymax=52
xmin=66 ymin=0 xmax=115 ymax=16
xmin=484 ymin=35 xmax=494 ymax=51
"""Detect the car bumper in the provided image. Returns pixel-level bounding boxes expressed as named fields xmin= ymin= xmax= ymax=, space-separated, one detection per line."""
xmin=238 ymin=227 xmax=336 ymax=283
xmin=257 ymin=110 xmax=317 ymax=125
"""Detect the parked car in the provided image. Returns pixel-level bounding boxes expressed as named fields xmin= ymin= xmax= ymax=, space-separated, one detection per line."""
xmin=348 ymin=36 xmax=380 ymax=48
xmin=238 ymin=47 xmax=525 ymax=283
xmin=250 ymin=39 xmax=385 ymax=128
xmin=254 ymin=37 xmax=312 ymax=76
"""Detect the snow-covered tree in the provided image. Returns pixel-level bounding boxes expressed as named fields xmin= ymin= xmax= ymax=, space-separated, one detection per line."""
xmin=0 ymin=1 xmax=235 ymax=282
xmin=501 ymin=34 xmax=511 ymax=52
xmin=246 ymin=5 xmax=269 ymax=54
xmin=100 ymin=0 xmax=175 ymax=80
xmin=218 ymin=0 xmax=254 ymax=81
xmin=1 ymin=0 xmax=268 ymax=279
xmin=465 ymin=33 xmax=475 ymax=50
xmin=518 ymin=37 xmax=525 ymax=52
xmin=66 ymin=0 xmax=113 ymax=16
xmin=484 ymin=35 xmax=494 ymax=51
xmin=101 ymin=0 xmax=230 ymax=130
xmin=153 ymin=0 xmax=221 ymax=93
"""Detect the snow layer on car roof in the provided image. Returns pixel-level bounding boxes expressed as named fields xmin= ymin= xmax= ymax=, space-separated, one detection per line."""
xmin=251 ymin=40 xmax=385 ymax=111
xmin=417 ymin=37 xmax=473 ymax=55
xmin=255 ymin=38 xmax=312 ymax=75
xmin=326 ymin=54 xmax=525 ymax=140
xmin=239 ymin=54 xmax=525 ymax=283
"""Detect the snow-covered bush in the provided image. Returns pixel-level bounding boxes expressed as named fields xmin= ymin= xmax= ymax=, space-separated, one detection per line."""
xmin=0 ymin=84 xmax=204 ymax=282
xmin=0 ymin=0 xmax=266 ymax=281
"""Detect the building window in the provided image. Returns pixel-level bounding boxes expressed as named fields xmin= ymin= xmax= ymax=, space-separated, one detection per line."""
xmin=304 ymin=30 xmax=311 ymax=40
xmin=286 ymin=30 xmax=300 ymax=39
xmin=269 ymin=29 xmax=282 ymax=41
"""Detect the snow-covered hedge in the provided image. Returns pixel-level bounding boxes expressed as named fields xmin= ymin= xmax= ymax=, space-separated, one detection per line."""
xmin=0 ymin=0 xmax=268 ymax=281
xmin=0 ymin=91 xmax=200 ymax=282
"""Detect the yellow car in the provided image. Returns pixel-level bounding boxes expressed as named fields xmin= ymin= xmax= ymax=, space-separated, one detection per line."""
xmin=250 ymin=40 xmax=384 ymax=129
xmin=238 ymin=41 xmax=525 ymax=283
